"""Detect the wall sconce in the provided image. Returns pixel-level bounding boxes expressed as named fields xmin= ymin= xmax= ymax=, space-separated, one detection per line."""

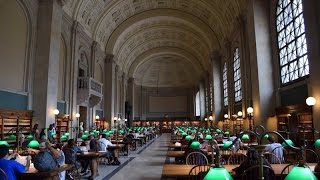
xmin=53 ymin=109 xmax=59 ymax=125
xmin=237 ymin=111 xmax=243 ymax=117
xmin=306 ymin=97 xmax=316 ymax=106
xmin=247 ymin=107 xmax=254 ymax=131
xmin=95 ymin=115 xmax=100 ymax=120
xmin=209 ymin=116 xmax=213 ymax=126
xmin=75 ymin=113 xmax=80 ymax=118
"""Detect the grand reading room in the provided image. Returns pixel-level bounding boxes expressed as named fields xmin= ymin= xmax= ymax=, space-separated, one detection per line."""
xmin=1 ymin=0 xmax=320 ymax=180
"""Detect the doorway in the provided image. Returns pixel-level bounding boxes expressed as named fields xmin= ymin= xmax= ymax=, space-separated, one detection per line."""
xmin=79 ymin=106 xmax=87 ymax=130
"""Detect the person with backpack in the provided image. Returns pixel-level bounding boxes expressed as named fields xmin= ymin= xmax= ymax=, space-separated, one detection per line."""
xmin=30 ymin=141 xmax=65 ymax=180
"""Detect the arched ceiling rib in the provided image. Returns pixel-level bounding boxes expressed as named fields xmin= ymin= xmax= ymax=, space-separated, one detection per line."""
xmin=63 ymin=0 xmax=247 ymax=88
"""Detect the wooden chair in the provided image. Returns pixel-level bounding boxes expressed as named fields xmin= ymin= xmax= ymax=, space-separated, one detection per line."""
xmin=305 ymin=149 xmax=319 ymax=163
xmin=0 ymin=168 xmax=8 ymax=180
xmin=281 ymin=163 xmax=296 ymax=175
xmin=186 ymin=152 xmax=209 ymax=165
xmin=227 ymin=152 xmax=247 ymax=165
xmin=263 ymin=152 xmax=282 ymax=164
xmin=188 ymin=165 xmax=211 ymax=180
xmin=242 ymin=165 xmax=276 ymax=180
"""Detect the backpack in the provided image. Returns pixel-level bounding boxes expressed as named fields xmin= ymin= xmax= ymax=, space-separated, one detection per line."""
xmin=32 ymin=150 xmax=58 ymax=172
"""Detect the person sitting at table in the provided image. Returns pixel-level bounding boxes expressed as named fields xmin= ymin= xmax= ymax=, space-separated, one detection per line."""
xmin=30 ymin=141 xmax=65 ymax=180
xmin=233 ymin=148 xmax=272 ymax=179
xmin=63 ymin=139 xmax=89 ymax=175
xmin=98 ymin=134 xmax=119 ymax=165
xmin=31 ymin=124 xmax=40 ymax=141
xmin=229 ymin=135 xmax=242 ymax=153
xmin=89 ymin=135 xmax=100 ymax=152
xmin=0 ymin=144 xmax=31 ymax=180
xmin=265 ymin=136 xmax=284 ymax=163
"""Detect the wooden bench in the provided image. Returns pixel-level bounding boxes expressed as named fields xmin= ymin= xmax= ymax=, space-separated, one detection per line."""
xmin=19 ymin=164 xmax=74 ymax=180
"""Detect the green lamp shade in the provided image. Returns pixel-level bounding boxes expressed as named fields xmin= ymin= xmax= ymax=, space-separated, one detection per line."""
xmin=0 ymin=140 xmax=10 ymax=146
xmin=282 ymin=139 xmax=294 ymax=147
xmin=216 ymin=129 xmax=222 ymax=133
xmin=205 ymin=135 xmax=213 ymax=140
xmin=64 ymin=133 xmax=70 ymax=137
xmin=314 ymin=139 xmax=320 ymax=148
xmin=90 ymin=132 xmax=95 ymax=136
xmin=81 ymin=134 xmax=88 ymax=140
xmin=61 ymin=135 xmax=68 ymax=141
xmin=182 ymin=132 xmax=187 ymax=136
xmin=241 ymin=134 xmax=250 ymax=140
xmin=84 ymin=131 xmax=88 ymax=134
xmin=103 ymin=129 xmax=107 ymax=133
xmin=28 ymin=140 xmax=40 ymax=148
xmin=263 ymin=134 xmax=269 ymax=139
xmin=204 ymin=167 xmax=234 ymax=180
xmin=224 ymin=131 xmax=230 ymax=135
xmin=185 ymin=135 xmax=191 ymax=141
xmin=285 ymin=165 xmax=317 ymax=180
xmin=190 ymin=141 xmax=201 ymax=149
xmin=27 ymin=134 xmax=33 ymax=140
xmin=9 ymin=134 xmax=17 ymax=140
xmin=223 ymin=141 xmax=233 ymax=148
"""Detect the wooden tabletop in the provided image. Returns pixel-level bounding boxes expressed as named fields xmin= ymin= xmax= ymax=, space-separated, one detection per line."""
xmin=77 ymin=151 xmax=106 ymax=158
xmin=162 ymin=163 xmax=317 ymax=178
xmin=166 ymin=151 xmax=185 ymax=158
xmin=20 ymin=164 xmax=73 ymax=178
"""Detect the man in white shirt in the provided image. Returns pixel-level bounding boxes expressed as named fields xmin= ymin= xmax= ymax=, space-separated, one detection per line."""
xmin=265 ymin=136 xmax=284 ymax=163
xmin=98 ymin=134 xmax=120 ymax=165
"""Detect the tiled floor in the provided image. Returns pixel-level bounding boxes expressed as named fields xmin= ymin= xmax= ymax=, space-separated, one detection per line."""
xmin=81 ymin=133 xmax=170 ymax=180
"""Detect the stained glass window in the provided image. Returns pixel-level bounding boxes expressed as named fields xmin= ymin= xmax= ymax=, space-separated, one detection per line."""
xmin=223 ymin=62 xmax=228 ymax=106
xmin=276 ymin=0 xmax=309 ymax=84
xmin=233 ymin=48 xmax=242 ymax=102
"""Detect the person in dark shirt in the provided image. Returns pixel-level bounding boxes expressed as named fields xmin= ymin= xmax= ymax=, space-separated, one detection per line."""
xmin=233 ymin=148 xmax=272 ymax=179
xmin=0 ymin=144 xmax=29 ymax=180
xmin=89 ymin=135 xmax=100 ymax=152
xmin=62 ymin=139 xmax=89 ymax=175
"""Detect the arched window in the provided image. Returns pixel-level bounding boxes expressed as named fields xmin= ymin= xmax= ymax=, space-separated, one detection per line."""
xmin=195 ymin=91 xmax=200 ymax=116
xmin=209 ymin=81 xmax=213 ymax=111
xmin=233 ymin=48 xmax=242 ymax=102
xmin=276 ymin=0 xmax=309 ymax=84
xmin=223 ymin=62 xmax=228 ymax=106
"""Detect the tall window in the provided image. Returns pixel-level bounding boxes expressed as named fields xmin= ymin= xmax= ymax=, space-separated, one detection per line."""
xmin=276 ymin=0 xmax=309 ymax=84
xmin=223 ymin=62 xmax=228 ymax=106
xmin=205 ymin=86 xmax=209 ymax=113
xmin=195 ymin=91 xmax=200 ymax=116
xmin=233 ymin=48 xmax=242 ymax=102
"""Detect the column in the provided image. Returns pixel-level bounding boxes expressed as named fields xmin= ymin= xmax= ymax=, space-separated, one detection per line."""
xmin=127 ymin=77 xmax=135 ymax=126
xmin=32 ymin=0 xmax=64 ymax=128
xmin=211 ymin=51 xmax=222 ymax=124
xmin=104 ymin=54 xmax=116 ymax=128
xmin=246 ymin=0 xmax=275 ymax=126
xmin=303 ymin=0 xmax=320 ymax=130
xmin=199 ymin=80 xmax=206 ymax=121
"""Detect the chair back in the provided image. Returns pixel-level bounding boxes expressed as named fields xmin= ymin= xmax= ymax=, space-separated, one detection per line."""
xmin=242 ymin=165 xmax=275 ymax=180
xmin=270 ymin=145 xmax=285 ymax=163
xmin=264 ymin=152 xmax=282 ymax=164
xmin=188 ymin=165 xmax=211 ymax=180
xmin=227 ymin=152 xmax=247 ymax=165
xmin=280 ymin=163 xmax=295 ymax=175
xmin=0 ymin=168 xmax=8 ymax=180
xmin=186 ymin=152 xmax=209 ymax=165
xmin=305 ymin=149 xmax=319 ymax=163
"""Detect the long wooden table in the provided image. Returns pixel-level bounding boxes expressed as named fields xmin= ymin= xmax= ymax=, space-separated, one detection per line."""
xmin=19 ymin=164 xmax=73 ymax=180
xmin=166 ymin=151 xmax=185 ymax=158
xmin=77 ymin=151 xmax=106 ymax=179
xmin=162 ymin=163 xmax=317 ymax=178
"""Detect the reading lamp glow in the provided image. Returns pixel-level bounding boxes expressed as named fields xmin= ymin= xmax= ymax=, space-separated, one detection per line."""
xmin=306 ymin=97 xmax=316 ymax=106
xmin=53 ymin=109 xmax=59 ymax=115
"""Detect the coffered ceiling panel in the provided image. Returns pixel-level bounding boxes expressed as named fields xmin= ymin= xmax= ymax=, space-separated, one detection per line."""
xmin=62 ymin=0 xmax=247 ymax=88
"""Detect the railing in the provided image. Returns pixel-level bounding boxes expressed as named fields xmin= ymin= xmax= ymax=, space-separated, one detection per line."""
xmin=77 ymin=77 xmax=102 ymax=94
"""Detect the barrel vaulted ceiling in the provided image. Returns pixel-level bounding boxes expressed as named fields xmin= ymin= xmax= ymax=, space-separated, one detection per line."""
xmin=63 ymin=0 xmax=247 ymax=87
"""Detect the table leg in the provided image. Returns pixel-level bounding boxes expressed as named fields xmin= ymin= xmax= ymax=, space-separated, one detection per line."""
xmin=89 ymin=158 xmax=98 ymax=179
